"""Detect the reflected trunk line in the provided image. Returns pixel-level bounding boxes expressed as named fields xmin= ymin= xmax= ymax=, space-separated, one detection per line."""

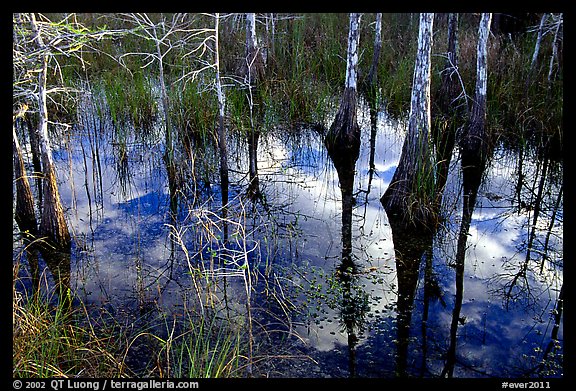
xmin=114 ymin=136 xmax=132 ymax=199
xmin=79 ymin=136 xmax=95 ymax=236
xmin=542 ymin=283 xmax=563 ymax=361
xmin=442 ymin=13 xmax=492 ymax=377
xmin=523 ymin=283 xmax=563 ymax=377
xmin=420 ymin=245 xmax=437 ymax=377
xmin=540 ymin=184 xmax=562 ymax=274
xmin=87 ymin=110 xmax=105 ymax=217
xmin=41 ymin=245 xmax=73 ymax=312
xmin=387 ymin=214 xmax=435 ymax=377
xmin=515 ymin=143 xmax=525 ymax=213
xmin=525 ymin=151 xmax=549 ymax=265
xmin=506 ymin=151 xmax=549 ymax=305
xmin=368 ymin=103 xmax=378 ymax=176
xmin=433 ymin=13 xmax=461 ymax=209
xmin=328 ymin=79 xmax=362 ymax=376
xmin=442 ymin=157 xmax=483 ymax=377
xmin=247 ymin=127 xmax=262 ymax=200
xmin=358 ymin=104 xmax=378 ymax=226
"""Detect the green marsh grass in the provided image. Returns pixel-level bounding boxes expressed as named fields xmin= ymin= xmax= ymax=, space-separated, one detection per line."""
xmin=159 ymin=312 xmax=243 ymax=378
xmin=13 ymin=258 xmax=249 ymax=378
xmin=98 ymin=69 xmax=157 ymax=132
xmin=13 ymin=262 xmax=129 ymax=378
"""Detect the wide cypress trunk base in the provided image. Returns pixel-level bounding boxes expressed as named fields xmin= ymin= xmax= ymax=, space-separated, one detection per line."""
xmin=39 ymin=168 xmax=72 ymax=252
xmin=380 ymin=182 xmax=439 ymax=233
xmin=325 ymin=88 xmax=361 ymax=189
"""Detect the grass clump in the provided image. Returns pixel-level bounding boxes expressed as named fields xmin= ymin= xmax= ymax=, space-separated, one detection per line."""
xmin=13 ymin=264 xmax=129 ymax=378
xmin=13 ymin=261 xmax=248 ymax=378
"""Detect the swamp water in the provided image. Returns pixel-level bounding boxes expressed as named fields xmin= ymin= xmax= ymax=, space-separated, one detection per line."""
xmin=13 ymin=95 xmax=563 ymax=378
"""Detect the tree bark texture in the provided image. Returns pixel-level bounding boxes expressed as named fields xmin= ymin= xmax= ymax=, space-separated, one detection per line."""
xmin=529 ymin=14 xmax=547 ymax=77
xmin=381 ymin=13 xmax=434 ymax=228
xmin=460 ymin=12 xmax=492 ymax=207
xmin=325 ymin=13 xmax=362 ymax=188
xmin=344 ymin=13 xmax=361 ymax=90
xmin=13 ymin=125 xmax=39 ymax=241
xmin=547 ymin=14 xmax=562 ymax=85
xmin=25 ymin=114 xmax=43 ymax=210
xmin=30 ymin=13 xmax=71 ymax=251
xmin=366 ymin=13 xmax=382 ymax=87
xmin=242 ymin=13 xmax=265 ymax=85
xmin=14 ymin=120 xmax=42 ymax=293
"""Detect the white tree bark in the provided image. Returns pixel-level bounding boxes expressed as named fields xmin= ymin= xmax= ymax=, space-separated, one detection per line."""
xmin=547 ymin=13 xmax=562 ymax=84
xmin=530 ymin=13 xmax=548 ymax=72
xmin=345 ymin=13 xmax=362 ymax=89
xmin=246 ymin=13 xmax=258 ymax=53
xmin=381 ymin=13 xmax=435 ymax=225
xmin=471 ymin=13 xmax=492 ymax=124
xmin=367 ymin=13 xmax=382 ymax=87
xmin=406 ymin=12 xmax=434 ymax=169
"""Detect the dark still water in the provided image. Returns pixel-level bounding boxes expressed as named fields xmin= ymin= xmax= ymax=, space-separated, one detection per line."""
xmin=13 ymin=96 xmax=563 ymax=378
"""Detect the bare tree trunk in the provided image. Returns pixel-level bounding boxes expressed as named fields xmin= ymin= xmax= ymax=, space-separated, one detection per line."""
xmin=243 ymin=13 xmax=265 ymax=83
xmin=433 ymin=13 xmax=461 ymax=207
xmin=381 ymin=13 xmax=435 ymax=228
xmin=25 ymin=114 xmax=43 ymax=211
xmin=547 ymin=13 xmax=562 ymax=86
xmin=366 ymin=13 xmax=382 ymax=88
xmin=443 ymin=13 xmax=492 ymax=378
xmin=13 ymin=121 xmax=41 ymax=290
xmin=151 ymin=15 xmax=179 ymax=219
xmin=325 ymin=13 xmax=362 ymax=184
xmin=30 ymin=13 xmax=71 ymax=251
xmin=526 ymin=13 xmax=547 ymax=88
xmin=243 ymin=13 xmax=265 ymax=200
xmin=13 ymin=123 xmax=38 ymax=242
xmin=459 ymin=13 xmax=492 ymax=210
xmin=215 ymin=13 xmax=229 ymax=242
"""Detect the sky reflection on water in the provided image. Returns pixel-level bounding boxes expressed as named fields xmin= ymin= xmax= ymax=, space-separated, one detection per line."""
xmin=14 ymin=100 xmax=563 ymax=378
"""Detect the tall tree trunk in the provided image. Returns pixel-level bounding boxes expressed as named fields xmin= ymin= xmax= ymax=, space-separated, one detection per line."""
xmin=13 ymin=122 xmax=41 ymax=290
xmin=433 ymin=13 xmax=461 ymax=207
xmin=547 ymin=13 xmax=562 ymax=86
xmin=459 ymin=13 xmax=492 ymax=211
xmin=25 ymin=114 xmax=43 ymax=211
xmin=525 ymin=13 xmax=547 ymax=91
xmin=324 ymin=13 xmax=362 ymax=265
xmin=443 ymin=13 xmax=492 ymax=378
xmin=366 ymin=13 xmax=382 ymax=88
xmin=381 ymin=13 xmax=435 ymax=229
xmin=243 ymin=13 xmax=264 ymax=199
xmin=243 ymin=13 xmax=265 ymax=83
xmin=13 ymin=123 xmax=38 ymax=243
xmin=215 ymin=14 xmax=229 ymax=242
xmin=154 ymin=15 xmax=179 ymax=219
xmin=325 ymin=13 xmax=362 ymax=185
xmin=30 ymin=13 xmax=71 ymax=251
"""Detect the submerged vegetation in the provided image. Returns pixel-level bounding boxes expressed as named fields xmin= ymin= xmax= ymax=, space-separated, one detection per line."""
xmin=13 ymin=12 xmax=563 ymax=378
